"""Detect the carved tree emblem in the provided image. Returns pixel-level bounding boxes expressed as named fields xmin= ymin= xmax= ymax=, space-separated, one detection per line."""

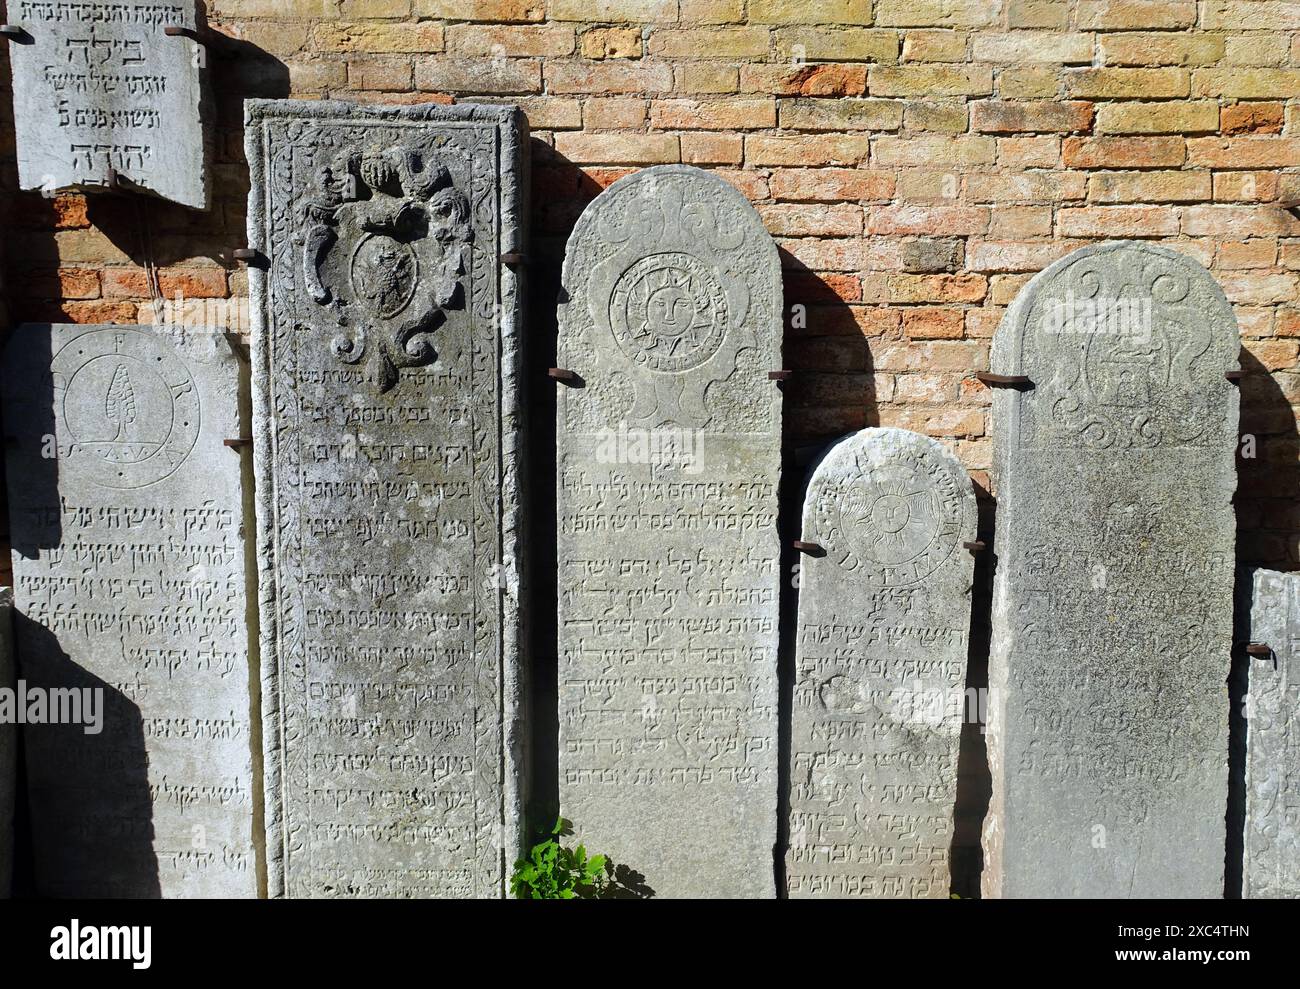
xmin=295 ymin=145 xmax=472 ymax=392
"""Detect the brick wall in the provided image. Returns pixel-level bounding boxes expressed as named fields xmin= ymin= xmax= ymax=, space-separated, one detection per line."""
xmin=1 ymin=0 xmax=1299 ymax=571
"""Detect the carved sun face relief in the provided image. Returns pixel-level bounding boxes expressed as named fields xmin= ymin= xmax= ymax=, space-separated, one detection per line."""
xmin=295 ymin=145 xmax=473 ymax=392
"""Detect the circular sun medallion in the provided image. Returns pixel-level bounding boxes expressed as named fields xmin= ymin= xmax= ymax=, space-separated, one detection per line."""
xmin=608 ymin=252 xmax=729 ymax=373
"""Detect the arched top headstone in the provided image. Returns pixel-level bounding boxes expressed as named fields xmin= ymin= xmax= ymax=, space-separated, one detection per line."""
xmin=558 ymin=164 xmax=782 ymax=432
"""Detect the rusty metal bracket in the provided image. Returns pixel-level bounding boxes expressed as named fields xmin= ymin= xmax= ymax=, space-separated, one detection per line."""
xmin=163 ymin=25 xmax=205 ymax=42
xmin=1225 ymin=370 xmax=1245 ymax=382
xmin=976 ymin=372 xmax=1033 ymax=389
xmin=231 ymin=248 xmax=268 ymax=268
xmin=223 ymin=438 xmax=252 ymax=450
xmin=0 ymin=25 xmax=30 ymax=40
xmin=1245 ymin=642 xmax=1273 ymax=657
xmin=963 ymin=540 xmax=986 ymax=553
xmin=768 ymin=370 xmax=793 ymax=381
xmin=792 ymin=540 xmax=825 ymax=556
xmin=548 ymin=367 xmax=581 ymax=385
xmin=500 ymin=252 xmax=526 ymax=267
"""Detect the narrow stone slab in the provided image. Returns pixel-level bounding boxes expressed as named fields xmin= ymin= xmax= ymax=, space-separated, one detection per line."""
xmin=246 ymin=99 xmax=527 ymax=898
xmin=0 ymin=587 xmax=13 ymax=898
xmin=787 ymin=427 xmax=976 ymax=898
xmin=7 ymin=0 xmax=208 ymax=208
xmin=2 ymin=323 xmax=255 ymax=897
xmin=983 ymin=242 xmax=1240 ymax=898
xmin=1241 ymin=568 xmax=1300 ymax=899
xmin=556 ymin=165 xmax=783 ymax=898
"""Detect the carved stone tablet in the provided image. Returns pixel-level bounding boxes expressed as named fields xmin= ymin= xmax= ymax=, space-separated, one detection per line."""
xmin=556 ymin=165 xmax=782 ymax=898
xmin=2 ymin=323 xmax=255 ymax=897
xmin=7 ymin=1 xmax=208 ymax=208
xmin=787 ymin=427 xmax=975 ymax=898
xmin=1241 ymin=568 xmax=1300 ymax=899
xmin=246 ymin=100 xmax=527 ymax=898
xmin=0 ymin=587 xmax=12 ymax=898
xmin=983 ymin=242 xmax=1240 ymax=897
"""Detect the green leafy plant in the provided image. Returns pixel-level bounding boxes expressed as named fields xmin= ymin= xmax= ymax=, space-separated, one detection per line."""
xmin=510 ymin=818 xmax=609 ymax=899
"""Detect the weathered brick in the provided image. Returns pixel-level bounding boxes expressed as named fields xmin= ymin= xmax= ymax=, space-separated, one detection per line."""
xmin=875 ymin=0 xmax=1002 ymax=28
xmin=1218 ymin=240 xmax=1279 ymax=269
xmin=1223 ymin=34 xmax=1289 ymax=67
xmin=414 ymin=0 xmax=543 ymax=19
xmin=869 ymin=205 xmax=990 ymax=236
xmin=1058 ymin=206 xmax=1181 ymax=237
xmin=749 ymin=0 xmax=873 ymax=24
xmin=416 ymin=57 xmax=539 ymax=93
xmin=768 ymin=168 xmax=895 ymax=201
xmin=1062 ymin=135 xmax=1186 ymax=168
xmin=1065 ymin=68 xmax=1189 ymax=98
xmin=896 ymin=172 xmax=965 ymax=202
xmin=545 ymin=60 xmax=674 ymax=94
xmin=743 ymin=63 xmax=867 ymax=96
xmin=553 ymin=132 xmax=680 ymax=164
xmin=679 ymin=63 xmax=741 ymax=93
xmin=1202 ymin=2 xmax=1300 ymax=30
xmin=778 ymin=97 xmax=903 ymax=130
xmin=869 ymin=64 xmax=993 ymax=96
xmin=649 ymin=27 xmax=770 ymax=58
xmin=12 ymin=267 xmax=100 ymax=299
xmin=580 ymin=27 xmax=642 ymax=60
xmin=972 ymin=100 xmax=1092 ymax=133
xmin=549 ymin=0 xmax=675 ymax=22
xmin=1077 ymin=0 xmax=1196 ymax=29
xmin=903 ymin=100 xmax=969 ymax=133
xmin=1186 ymin=137 xmax=1300 ymax=168
xmin=1099 ymin=32 xmax=1224 ymax=67
xmin=584 ymin=98 xmax=646 ymax=130
xmin=873 ymin=340 xmax=990 ymax=372
xmin=1182 ymin=205 xmax=1300 ymax=237
xmin=895 ymin=368 xmax=962 ymax=398
xmin=758 ymin=203 xmax=864 ymax=236
xmin=997 ymin=67 xmax=1060 ymax=98
xmin=1221 ymin=103 xmax=1285 ymax=136
xmin=989 ymin=204 xmax=1054 ymax=237
xmin=650 ymin=98 xmax=776 ymax=129
xmin=289 ymin=58 xmax=347 ymax=93
xmin=902 ymin=238 xmax=964 ymax=273
xmin=745 ymin=134 xmax=873 ymax=166
xmin=774 ymin=27 xmax=899 ymax=62
xmin=312 ymin=22 xmax=444 ymax=54
xmin=447 ymin=24 xmax=575 ymax=57
xmin=901 ymin=30 xmax=968 ymax=62
xmin=971 ymin=32 xmax=1095 ymax=64
xmin=1006 ymin=0 xmax=1070 ymax=28
xmin=680 ymin=132 xmax=744 ymax=164
xmin=874 ymin=134 xmax=997 ymax=166
xmin=514 ymin=96 xmax=583 ymax=130
xmin=1088 ymin=170 xmax=1212 ymax=203
xmin=966 ymin=239 xmax=1087 ymax=272
xmin=1193 ymin=69 xmax=1300 ymax=98
xmin=1213 ymin=171 xmax=1280 ymax=203
xmin=1095 ymin=101 xmax=1218 ymax=134
xmin=347 ymin=56 xmax=412 ymax=91
xmin=967 ymin=171 xmax=1086 ymax=203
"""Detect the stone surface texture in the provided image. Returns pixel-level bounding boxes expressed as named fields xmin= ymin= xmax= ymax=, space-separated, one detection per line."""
xmin=1242 ymin=567 xmax=1300 ymax=899
xmin=8 ymin=0 xmax=208 ymax=208
xmin=3 ymin=322 xmax=255 ymax=897
xmin=983 ymin=241 xmax=1240 ymax=898
xmin=246 ymin=99 xmax=527 ymax=898
xmin=556 ymin=164 xmax=782 ymax=898
xmin=787 ymin=427 xmax=975 ymax=898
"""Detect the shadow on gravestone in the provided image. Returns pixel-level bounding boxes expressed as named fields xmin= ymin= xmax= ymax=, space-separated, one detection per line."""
xmin=1225 ymin=347 xmax=1300 ymax=898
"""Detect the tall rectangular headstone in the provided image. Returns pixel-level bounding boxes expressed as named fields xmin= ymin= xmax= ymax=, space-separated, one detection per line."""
xmin=246 ymin=100 xmax=527 ymax=898
xmin=1240 ymin=568 xmax=1300 ymax=898
xmin=983 ymin=242 xmax=1240 ymax=897
xmin=787 ymin=427 xmax=976 ymax=898
xmin=2 ymin=323 xmax=256 ymax=897
xmin=0 ymin=587 xmax=13 ymax=898
xmin=6 ymin=0 xmax=208 ymax=207
xmin=556 ymin=165 xmax=783 ymax=898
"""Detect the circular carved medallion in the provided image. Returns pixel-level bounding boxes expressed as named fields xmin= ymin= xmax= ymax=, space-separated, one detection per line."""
xmin=351 ymin=233 xmax=419 ymax=320
xmin=608 ymin=252 xmax=729 ymax=373
xmin=54 ymin=328 xmax=200 ymax=489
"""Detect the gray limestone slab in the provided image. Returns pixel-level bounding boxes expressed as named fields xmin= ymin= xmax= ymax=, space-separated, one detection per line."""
xmin=6 ymin=0 xmax=208 ymax=208
xmin=556 ymin=165 xmax=783 ymax=898
xmin=0 ymin=587 xmax=12 ymax=898
xmin=1241 ymin=568 xmax=1300 ymax=899
xmin=983 ymin=241 xmax=1240 ymax=898
xmin=2 ymin=323 xmax=256 ymax=897
xmin=246 ymin=99 xmax=528 ymax=899
xmin=787 ymin=427 xmax=976 ymax=898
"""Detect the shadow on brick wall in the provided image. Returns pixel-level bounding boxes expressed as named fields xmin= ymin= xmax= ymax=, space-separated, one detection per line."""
xmin=1236 ymin=348 xmax=1300 ymax=572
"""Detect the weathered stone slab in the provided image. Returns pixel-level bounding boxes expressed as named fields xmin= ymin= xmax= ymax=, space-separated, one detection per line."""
xmin=246 ymin=100 xmax=527 ymax=898
xmin=787 ymin=427 xmax=976 ymax=898
xmin=1240 ymin=568 xmax=1300 ymax=899
xmin=2 ymin=323 xmax=255 ymax=897
xmin=556 ymin=165 xmax=782 ymax=898
xmin=983 ymin=241 xmax=1240 ymax=898
xmin=7 ymin=1 xmax=208 ymax=208
xmin=0 ymin=587 xmax=13 ymax=898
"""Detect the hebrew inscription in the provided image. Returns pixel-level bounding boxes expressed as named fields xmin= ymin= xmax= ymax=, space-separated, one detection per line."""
xmin=1241 ymin=568 xmax=1300 ymax=899
xmin=2 ymin=323 xmax=255 ymax=897
xmin=556 ymin=165 xmax=782 ymax=898
xmin=788 ymin=428 xmax=975 ymax=898
xmin=247 ymin=100 xmax=526 ymax=898
xmin=983 ymin=242 xmax=1240 ymax=897
xmin=7 ymin=1 xmax=208 ymax=208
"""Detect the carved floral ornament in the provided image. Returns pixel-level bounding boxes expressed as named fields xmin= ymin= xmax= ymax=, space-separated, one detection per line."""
xmin=293 ymin=144 xmax=473 ymax=392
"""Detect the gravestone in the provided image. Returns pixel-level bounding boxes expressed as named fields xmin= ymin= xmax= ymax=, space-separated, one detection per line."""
xmin=983 ymin=241 xmax=1239 ymax=898
xmin=6 ymin=0 xmax=208 ymax=208
xmin=246 ymin=100 xmax=527 ymax=898
xmin=1240 ymin=568 xmax=1300 ymax=899
xmin=787 ymin=427 xmax=976 ymax=898
xmin=2 ymin=323 xmax=255 ymax=897
xmin=0 ymin=587 xmax=12 ymax=898
xmin=556 ymin=165 xmax=783 ymax=898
